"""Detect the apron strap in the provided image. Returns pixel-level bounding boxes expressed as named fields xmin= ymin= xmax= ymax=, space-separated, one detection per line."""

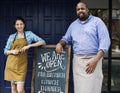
xmin=24 ymin=31 xmax=26 ymax=39
xmin=13 ymin=31 xmax=26 ymax=43
xmin=13 ymin=32 xmax=18 ymax=43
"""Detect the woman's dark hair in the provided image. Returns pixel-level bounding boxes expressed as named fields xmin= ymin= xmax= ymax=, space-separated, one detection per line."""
xmin=13 ymin=17 xmax=26 ymax=25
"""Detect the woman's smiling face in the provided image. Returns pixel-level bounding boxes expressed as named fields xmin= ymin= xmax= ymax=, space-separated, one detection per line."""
xmin=14 ymin=20 xmax=25 ymax=32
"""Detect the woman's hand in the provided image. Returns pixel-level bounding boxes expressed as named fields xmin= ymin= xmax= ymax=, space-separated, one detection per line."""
xmin=19 ymin=45 xmax=31 ymax=53
xmin=10 ymin=49 xmax=20 ymax=55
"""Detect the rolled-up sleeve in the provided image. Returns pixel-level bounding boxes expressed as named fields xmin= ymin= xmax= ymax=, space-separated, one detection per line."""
xmin=61 ymin=25 xmax=72 ymax=44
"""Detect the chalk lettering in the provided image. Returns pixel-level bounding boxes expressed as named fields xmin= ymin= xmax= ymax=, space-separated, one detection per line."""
xmin=40 ymin=85 xmax=62 ymax=92
xmin=41 ymin=80 xmax=59 ymax=85
xmin=38 ymin=51 xmax=65 ymax=72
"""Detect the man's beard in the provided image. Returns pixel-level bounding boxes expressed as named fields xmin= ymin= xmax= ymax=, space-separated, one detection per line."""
xmin=79 ymin=13 xmax=84 ymax=19
xmin=78 ymin=13 xmax=88 ymax=21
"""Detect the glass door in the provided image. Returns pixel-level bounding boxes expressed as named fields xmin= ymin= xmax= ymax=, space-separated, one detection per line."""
xmin=111 ymin=0 xmax=120 ymax=91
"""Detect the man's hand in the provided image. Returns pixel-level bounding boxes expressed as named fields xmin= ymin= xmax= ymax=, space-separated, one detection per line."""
xmin=86 ymin=50 xmax=104 ymax=74
xmin=19 ymin=45 xmax=31 ymax=53
xmin=86 ymin=60 xmax=98 ymax=74
xmin=56 ymin=43 xmax=64 ymax=54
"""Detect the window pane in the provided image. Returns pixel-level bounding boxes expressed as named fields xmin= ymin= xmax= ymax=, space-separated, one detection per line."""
xmin=111 ymin=60 xmax=120 ymax=91
xmin=112 ymin=0 xmax=120 ymax=57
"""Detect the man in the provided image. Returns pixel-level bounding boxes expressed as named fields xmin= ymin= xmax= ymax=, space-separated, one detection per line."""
xmin=56 ymin=2 xmax=110 ymax=93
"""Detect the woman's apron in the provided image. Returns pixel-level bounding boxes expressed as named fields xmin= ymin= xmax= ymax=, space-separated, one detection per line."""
xmin=73 ymin=54 xmax=103 ymax=93
xmin=4 ymin=37 xmax=28 ymax=82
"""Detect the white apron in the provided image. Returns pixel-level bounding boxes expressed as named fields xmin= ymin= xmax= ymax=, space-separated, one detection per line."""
xmin=73 ymin=54 xmax=103 ymax=93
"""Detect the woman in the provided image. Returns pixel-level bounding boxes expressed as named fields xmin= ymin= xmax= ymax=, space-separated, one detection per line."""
xmin=4 ymin=17 xmax=46 ymax=93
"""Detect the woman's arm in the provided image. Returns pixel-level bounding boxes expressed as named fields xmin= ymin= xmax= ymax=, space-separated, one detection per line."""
xmin=20 ymin=41 xmax=45 ymax=53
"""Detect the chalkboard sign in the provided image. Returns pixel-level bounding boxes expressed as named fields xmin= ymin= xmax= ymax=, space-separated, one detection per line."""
xmin=31 ymin=45 xmax=71 ymax=93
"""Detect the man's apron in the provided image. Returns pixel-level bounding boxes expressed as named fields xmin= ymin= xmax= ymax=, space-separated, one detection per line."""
xmin=4 ymin=38 xmax=28 ymax=81
xmin=73 ymin=54 xmax=103 ymax=93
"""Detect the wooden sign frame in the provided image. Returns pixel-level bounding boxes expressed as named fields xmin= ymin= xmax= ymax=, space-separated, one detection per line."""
xmin=31 ymin=45 xmax=71 ymax=93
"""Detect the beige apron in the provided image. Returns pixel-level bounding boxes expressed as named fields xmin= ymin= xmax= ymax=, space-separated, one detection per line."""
xmin=4 ymin=38 xmax=28 ymax=81
xmin=73 ymin=54 xmax=103 ymax=93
